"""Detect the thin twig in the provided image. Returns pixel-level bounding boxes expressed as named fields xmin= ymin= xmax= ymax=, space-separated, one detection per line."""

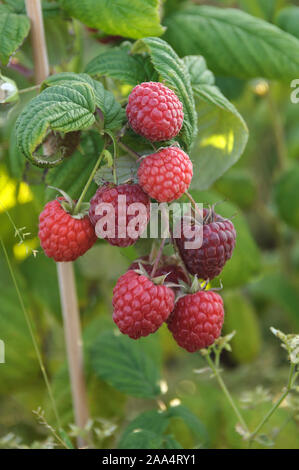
xmin=249 ymin=364 xmax=298 ymax=443
xmin=74 ymin=142 xmax=107 ymax=214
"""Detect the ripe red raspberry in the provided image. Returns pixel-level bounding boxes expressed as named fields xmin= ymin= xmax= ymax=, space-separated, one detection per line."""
xmin=175 ymin=209 xmax=236 ymax=280
xmin=89 ymin=183 xmax=150 ymax=247
xmin=113 ymin=271 xmax=175 ymax=339
xmin=38 ymin=199 xmax=96 ymax=262
xmin=138 ymin=147 xmax=193 ymax=202
xmin=168 ymin=290 xmax=224 ymax=352
xmin=126 ymin=82 xmax=184 ymax=141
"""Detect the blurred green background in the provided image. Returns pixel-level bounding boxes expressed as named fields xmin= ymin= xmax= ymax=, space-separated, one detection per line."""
xmin=0 ymin=0 xmax=299 ymax=449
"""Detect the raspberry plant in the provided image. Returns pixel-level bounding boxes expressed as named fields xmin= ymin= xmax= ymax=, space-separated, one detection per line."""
xmin=1 ymin=0 xmax=299 ymax=451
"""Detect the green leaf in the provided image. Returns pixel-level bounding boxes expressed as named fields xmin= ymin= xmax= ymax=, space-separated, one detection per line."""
xmin=8 ymin=123 xmax=25 ymax=179
xmin=91 ymin=330 xmax=161 ymax=398
xmin=190 ymin=190 xmax=261 ymax=288
xmin=166 ymin=405 xmax=208 ymax=445
xmin=274 ymin=165 xmax=299 ymax=230
xmin=42 ymin=73 xmax=125 ymax=131
xmin=94 ymin=154 xmax=138 ymax=186
xmin=85 ymin=47 xmax=156 ymax=85
xmin=164 ymin=435 xmax=183 ymax=449
xmin=118 ymin=409 xmax=169 ymax=448
xmin=222 ymin=291 xmax=262 ymax=364
xmin=16 ymin=81 xmax=96 ymax=167
xmin=45 ymin=131 xmax=104 ymax=202
xmin=3 ymin=0 xmax=26 ymax=14
xmin=238 ymin=0 xmax=281 ymax=21
xmin=0 ymin=4 xmax=30 ymax=65
xmin=59 ymin=0 xmax=164 ymax=39
xmin=163 ymin=5 xmax=299 ymax=81
xmin=120 ymin=429 xmax=164 ymax=449
xmin=276 ymin=7 xmax=299 ymax=39
xmin=118 ymin=405 xmax=207 ymax=449
xmin=44 ymin=16 xmax=74 ymax=66
xmin=133 ymin=37 xmax=197 ymax=150
xmin=215 ymin=76 xmax=247 ymax=102
xmin=183 ymin=55 xmax=248 ymax=189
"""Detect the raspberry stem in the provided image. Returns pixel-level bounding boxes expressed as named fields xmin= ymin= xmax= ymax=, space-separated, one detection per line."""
xmin=73 ymin=140 xmax=107 ymax=215
xmin=151 ymin=204 xmax=170 ymax=277
xmin=151 ymin=238 xmax=167 ymax=278
xmin=248 ymin=363 xmax=298 ymax=445
xmin=118 ymin=140 xmax=141 ymax=160
xmin=19 ymin=84 xmax=41 ymax=94
xmin=170 ymin=228 xmax=192 ymax=286
xmin=185 ymin=190 xmax=202 ymax=219
xmin=105 ymin=129 xmax=118 ymax=184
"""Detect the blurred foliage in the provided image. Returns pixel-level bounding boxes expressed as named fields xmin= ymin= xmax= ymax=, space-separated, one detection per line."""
xmin=0 ymin=0 xmax=299 ymax=450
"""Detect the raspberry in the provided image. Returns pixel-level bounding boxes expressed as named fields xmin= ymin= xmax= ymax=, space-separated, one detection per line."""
xmin=168 ymin=290 xmax=224 ymax=352
xmin=129 ymin=256 xmax=153 ymax=275
xmin=157 ymin=264 xmax=189 ymax=285
xmin=138 ymin=147 xmax=193 ymax=202
xmin=129 ymin=257 xmax=188 ymax=285
xmin=113 ymin=271 xmax=175 ymax=339
xmin=89 ymin=183 xmax=150 ymax=247
xmin=175 ymin=209 xmax=236 ymax=280
xmin=38 ymin=199 xmax=97 ymax=262
xmin=126 ymin=82 xmax=184 ymax=142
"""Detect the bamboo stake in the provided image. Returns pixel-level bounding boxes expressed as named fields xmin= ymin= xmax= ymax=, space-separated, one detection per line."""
xmin=25 ymin=0 xmax=89 ymax=447
xmin=57 ymin=263 xmax=90 ymax=447
xmin=25 ymin=0 xmax=49 ymax=83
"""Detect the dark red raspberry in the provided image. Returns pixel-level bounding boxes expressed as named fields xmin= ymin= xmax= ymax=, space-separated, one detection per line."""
xmin=113 ymin=271 xmax=175 ymax=339
xmin=168 ymin=290 xmax=224 ymax=352
xmin=89 ymin=183 xmax=150 ymax=247
xmin=157 ymin=264 xmax=189 ymax=285
xmin=129 ymin=256 xmax=152 ymax=275
xmin=38 ymin=199 xmax=97 ymax=262
xmin=175 ymin=209 xmax=236 ymax=280
xmin=126 ymin=82 xmax=184 ymax=142
xmin=138 ymin=147 xmax=193 ymax=202
xmin=129 ymin=257 xmax=188 ymax=286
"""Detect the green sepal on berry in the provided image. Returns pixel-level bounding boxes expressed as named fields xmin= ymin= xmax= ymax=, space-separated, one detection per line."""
xmin=48 ymin=186 xmax=90 ymax=219
xmin=132 ymin=262 xmax=180 ymax=289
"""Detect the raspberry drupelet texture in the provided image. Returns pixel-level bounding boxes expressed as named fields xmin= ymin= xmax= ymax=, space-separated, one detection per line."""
xmin=89 ymin=183 xmax=150 ymax=247
xmin=38 ymin=199 xmax=97 ymax=262
xmin=138 ymin=147 xmax=193 ymax=202
xmin=176 ymin=209 xmax=236 ymax=280
xmin=126 ymin=82 xmax=184 ymax=142
xmin=168 ymin=291 xmax=224 ymax=352
xmin=113 ymin=271 xmax=175 ymax=339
